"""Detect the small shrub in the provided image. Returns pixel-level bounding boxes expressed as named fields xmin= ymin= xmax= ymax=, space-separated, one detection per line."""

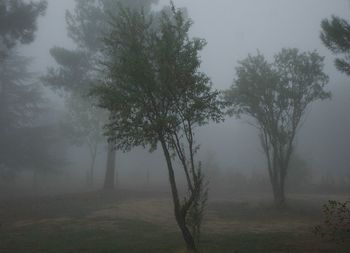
xmin=314 ymin=200 xmax=350 ymax=242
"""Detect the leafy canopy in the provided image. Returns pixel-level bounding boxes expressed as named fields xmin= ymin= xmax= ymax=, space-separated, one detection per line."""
xmin=0 ymin=0 xmax=47 ymax=57
xmin=225 ymin=48 xmax=330 ymax=140
xmin=321 ymin=15 xmax=350 ymax=75
xmin=65 ymin=0 xmax=158 ymax=52
xmin=93 ymin=5 xmax=223 ymax=151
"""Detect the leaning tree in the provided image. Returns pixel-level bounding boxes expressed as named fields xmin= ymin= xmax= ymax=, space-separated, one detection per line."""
xmin=225 ymin=48 xmax=330 ymax=206
xmin=93 ymin=5 xmax=223 ymax=252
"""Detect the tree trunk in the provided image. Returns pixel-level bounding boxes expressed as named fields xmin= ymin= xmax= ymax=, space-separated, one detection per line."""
xmin=265 ymin=146 xmax=287 ymax=207
xmin=103 ymin=141 xmax=116 ymax=190
xmin=271 ymin=180 xmax=286 ymax=207
xmin=179 ymin=221 xmax=197 ymax=252
xmin=159 ymin=136 xmax=197 ymax=252
xmin=87 ymin=151 xmax=97 ymax=188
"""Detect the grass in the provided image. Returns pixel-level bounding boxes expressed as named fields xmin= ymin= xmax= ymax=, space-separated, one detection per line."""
xmin=0 ymin=191 xmax=349 ymax=253
xmin=208 ymin=198 xmax=323 ymax=222
xmin=0 ymin=219 xmax=182 ymax=253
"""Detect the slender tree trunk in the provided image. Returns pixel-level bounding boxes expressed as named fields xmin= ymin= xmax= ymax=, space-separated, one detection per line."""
xmin=273 ymin=184 xmax=285 ymax=206
xmin=159 ymin=136 xmax=197 ymax=252
xmin=103 ymin=141 xmax=116 ymax=190
xmin=279 ymin=172 xmax=286 ymax=205
xmin=88 ymin=151 xmax=97 ymax=188
xmin=264 ymin=142 xmax=287 ymax=207
xmin=270 ymin=176 xmax=286 ymax=207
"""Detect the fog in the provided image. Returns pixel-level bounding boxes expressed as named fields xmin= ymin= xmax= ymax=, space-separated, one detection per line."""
xmin=0 ymin=0 xmax=347 ymax=192
xmin=1 ymin=1 xmax=350 ymax=251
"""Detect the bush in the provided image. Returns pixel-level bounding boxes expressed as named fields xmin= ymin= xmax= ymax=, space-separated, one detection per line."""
xmin=314 ymin=200 xmax=350 ymax=242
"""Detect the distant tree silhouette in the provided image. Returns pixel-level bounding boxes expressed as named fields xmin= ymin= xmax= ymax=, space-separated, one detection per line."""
xmin=225 ymin=48 xmax=330 ymax=206
xmin=43 ymin=0 xmax=157 ymax=190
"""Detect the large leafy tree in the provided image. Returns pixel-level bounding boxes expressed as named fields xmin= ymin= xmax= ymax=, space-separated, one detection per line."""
xmin=321 ymin=15 xmax=350 ymax=75
xmin=93 ymin=5 xmax=223 ymax=251
xmin=0 ymin=0 xmax=47 ymax=59
xmin=43 ymin=0 xmax=158 ymax=190
xmin=225 ymin=48 xmax=330 ymax=206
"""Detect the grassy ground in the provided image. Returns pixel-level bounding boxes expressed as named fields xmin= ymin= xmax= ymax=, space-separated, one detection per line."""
xmin=0 ymin=191 xmax=349 ymax=253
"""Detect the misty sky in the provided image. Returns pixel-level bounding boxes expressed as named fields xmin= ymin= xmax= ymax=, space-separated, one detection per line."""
xmin=20 ymin=0 xmax=350 ymax=178
xmin=23 ymin=0 xmax=350 ymax=80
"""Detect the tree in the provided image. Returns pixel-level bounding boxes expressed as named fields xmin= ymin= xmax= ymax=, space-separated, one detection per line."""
xmin=0 ymin=52 xmax=40 ymax=179
xmin=321 ymin=15 xmax=350 ymax=75
xmin=93 ymin=5 xmax=223 ymax=251
xmin=0 ymin=1 xmax=67 ymax=183
xmin=43 ymin=0 xmax=158 ymax=190
xmin=63 ymin=93 xmax=106 ymax=187
xmin=225 ymin=48 xmax=330 ymax=206
xmin=0 ymin=0 xmax=47 ymax=59
xmin=0 ymin=52 xmax=65 ymax=181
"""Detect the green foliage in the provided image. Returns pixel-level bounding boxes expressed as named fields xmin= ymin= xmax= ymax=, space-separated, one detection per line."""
xmin=94 ymin=5 xmax=223 ymax=151
xmin=321 ymin=16 xmax=350 ymax=75
xmin=65 ymin=0 xmax=158 ymax=52
xmin=314 ymin=200 xmax=350 ymax=242
xmin=43 ymin=47 xmax=93 ymax=94
xmin=0 ymin=0 xmax=47 ymax=58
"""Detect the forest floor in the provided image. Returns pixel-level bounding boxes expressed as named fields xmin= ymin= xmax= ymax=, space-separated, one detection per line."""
xmin=0 ymin=190 xmax=349 ymax=253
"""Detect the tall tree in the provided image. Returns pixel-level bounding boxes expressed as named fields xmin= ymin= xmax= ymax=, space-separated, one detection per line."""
xmin=42 ymin=46 xmax=106 ymax=188
xmin=0 ymin=9 xmax=65 ymax=181
xmin=225 ymin=48 xmax=330 ymax=206
xmin=0 ymin=0 xmax=47 ymax=59
xmin=320 ymin=15 xmax=350 ymax=75
xmin=93 ymin=5 xmax=223 ymax=251
xmin=63 ymin=93 xmax=106 ymax=187
xmin=43 ymin=0 xmax=158 ymax=190
xmin=0 ymin=52 xmax=40 ymax=179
